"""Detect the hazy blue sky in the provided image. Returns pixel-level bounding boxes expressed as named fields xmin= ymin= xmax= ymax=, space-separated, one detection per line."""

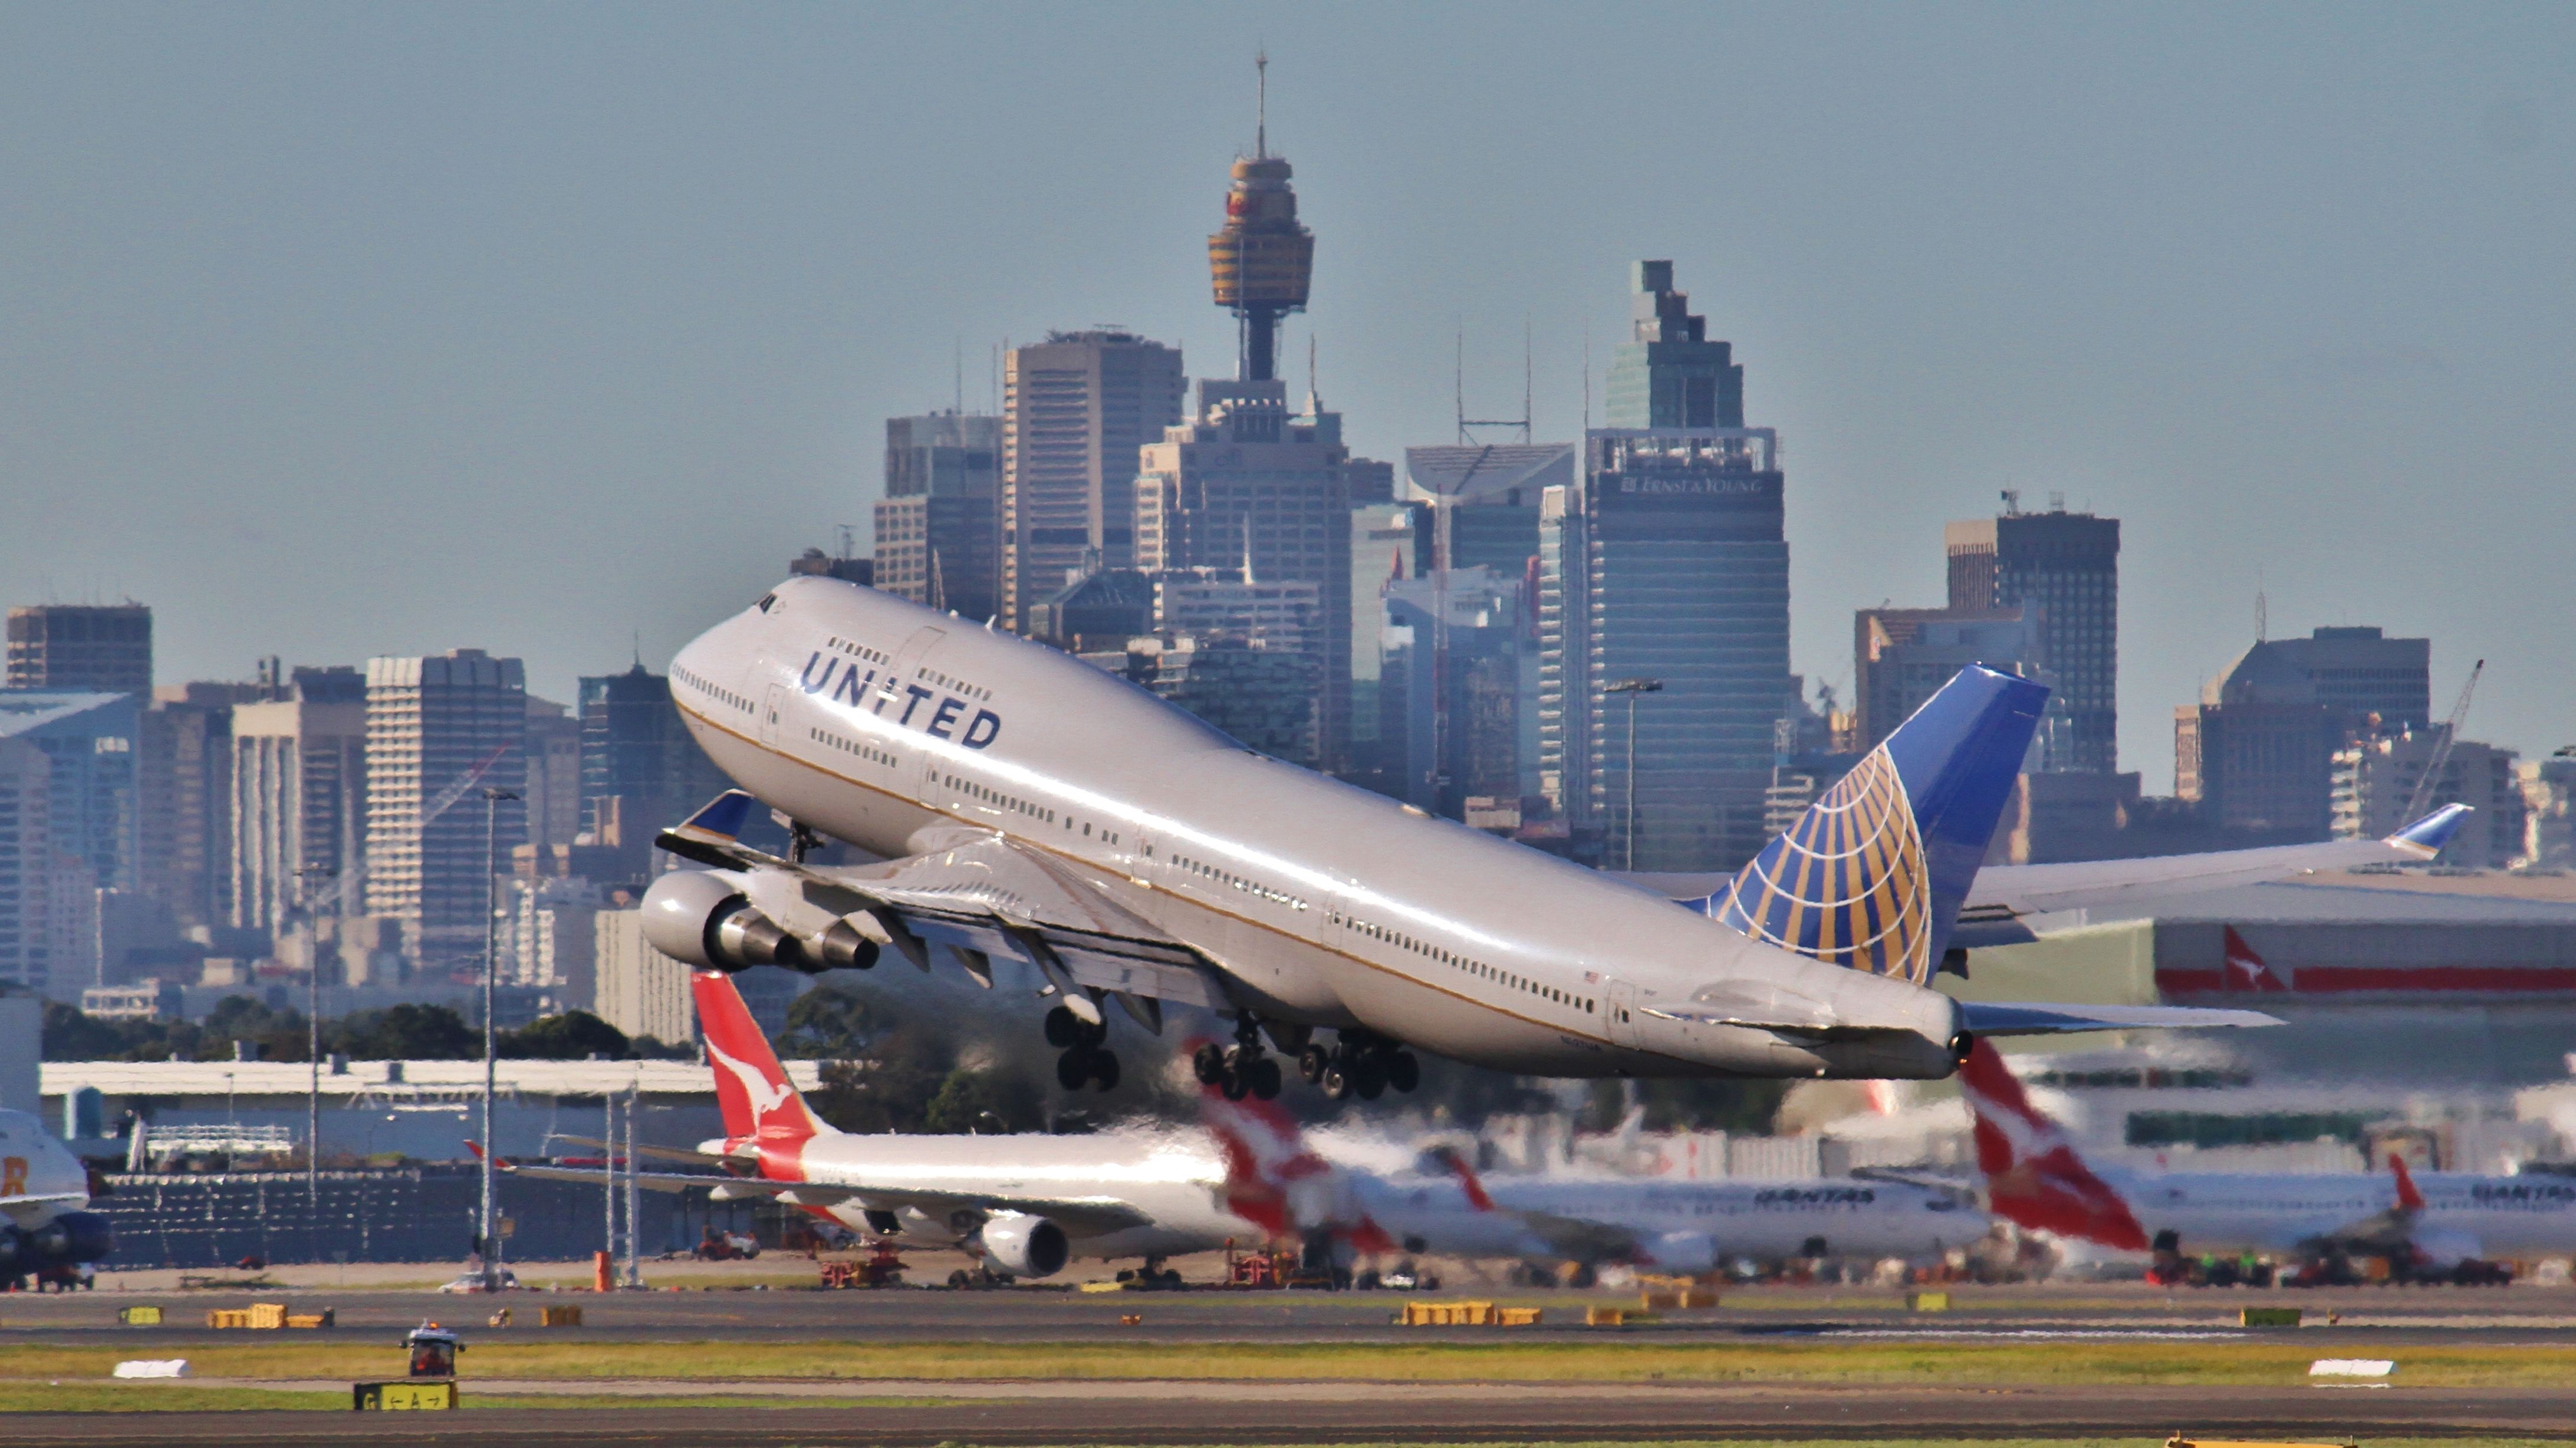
xmin=4 ymin=4 xmax=2567 ymax=788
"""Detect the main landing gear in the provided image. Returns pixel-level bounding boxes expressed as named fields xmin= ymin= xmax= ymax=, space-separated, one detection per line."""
xmin=1302 ymin=1028 xmax=1420 ymax=1103
xmin=1193 ymin=1019 xmax=1284 ymax=1101
xmin=1045 ymin=1006 xmax=1119 ymax=1091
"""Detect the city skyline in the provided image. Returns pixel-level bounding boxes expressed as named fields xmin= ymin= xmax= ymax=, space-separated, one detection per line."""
xmin=2 ymin=6 xmax=2569 ymax=789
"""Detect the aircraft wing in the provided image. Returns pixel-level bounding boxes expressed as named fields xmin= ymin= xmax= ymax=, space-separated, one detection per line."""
xmin=496 ymin=1157 xmax=1153 ymax=1236
xmin=1621 ymin=805 xmax=2475 ymax=950
xmin=0 ymin=1193 xmax=87 ymax=1209
xmin=659 ymin=791 xmax=1235 ymax=1022
xmin=1956 ymin=1002 xmax=2282 ymax=1035
xmin=1949 ymin=805 xmax=2475 ymax=946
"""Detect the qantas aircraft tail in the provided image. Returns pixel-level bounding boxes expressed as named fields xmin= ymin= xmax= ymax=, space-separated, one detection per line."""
xmin=1702 ymin=666 xmax=2048 ymax=985
xmin=1197 ymin=1063 xmax=1393 ymax=1252
xmin=1958 ymin=1039 xmax=2150 ymax=1251
xmin=692 ymin=969 xmax=832 ymax=1154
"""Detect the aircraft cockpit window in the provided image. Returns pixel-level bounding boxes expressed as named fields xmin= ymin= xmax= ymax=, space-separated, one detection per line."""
xmin=756 ymin=593 xmax=777 ymax=613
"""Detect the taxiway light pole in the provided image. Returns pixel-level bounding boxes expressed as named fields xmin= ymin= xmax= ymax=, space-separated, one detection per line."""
xmin=479 ymin=785 xmax=520 ymax=1293
xmin=1607 ymin=679 xmax=1663 ymax=871
xmin=297 ymin=864 xmax=339 ymax=1207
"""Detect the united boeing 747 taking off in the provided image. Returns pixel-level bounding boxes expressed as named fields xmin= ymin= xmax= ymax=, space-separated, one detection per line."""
xmin=642 ymin=576 xmax=2275 ymax=1098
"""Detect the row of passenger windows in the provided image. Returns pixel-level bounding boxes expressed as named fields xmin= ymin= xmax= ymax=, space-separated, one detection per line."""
xmin=927 ymin=770 xmax=1121 ymax=846
xmin=935 ymin=769 xmax=1052 ymax=824
xmin=809 ymin=726 xmax=900 ymax=772
xmin=673 ymin=665 xmax=751 ymax=716
xmin=1342 ymin=915 xmax=1595 ymax=1015
xmin=824 ymin=636 xmax=890 ymax=667
xmin=1169 ymin=854 xmax=1308 ymax=912
xmin=920 ymin=666 xmax=991 ymax=703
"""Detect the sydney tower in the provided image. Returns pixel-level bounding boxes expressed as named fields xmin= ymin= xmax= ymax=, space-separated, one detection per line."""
xmin=1206 ymin=57 xmax=1314 ymax=383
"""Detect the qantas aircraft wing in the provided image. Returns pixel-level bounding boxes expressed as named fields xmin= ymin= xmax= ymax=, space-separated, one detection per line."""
xmin=657 ymin=790 xmax=1233 ymax=1018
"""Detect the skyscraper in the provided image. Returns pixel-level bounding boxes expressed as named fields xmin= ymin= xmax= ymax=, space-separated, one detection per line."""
xmin=1853 ymin=607 xmax=2045 ymax=752
xmin=2174 ymin=625 xmax=2433 ymax=840
xmin=363 ymin=649 xmax=528 ymax=970
xmin=1538 ymin=262 xmax=1789 ymax=871
xmin=5 ymin=604 xmax=151 ymax=692
xmin=0 ymin=739 xmax=54 ymax=990
xmin=997 ymin=332 xmax=1186 ymax=631
xmin=0 ymin=691 xmax=139 ymax=895
xmin=875 ymin=411 xmax=1001 ymax=622
xmin=1134 ymin=380 xmax=1356 ymax=768
xmin=577 ymin=663 xmax=731 ymax=875
xmin=228 ymin=670 xmax=366 ymax=936
xmin=1606 ymin=261 xmax=1742 ymax=429
xmin=1946 ymin=500 xmax=2121 ymax=773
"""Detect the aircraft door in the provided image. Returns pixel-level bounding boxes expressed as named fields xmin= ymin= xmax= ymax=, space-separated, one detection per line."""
xmin=871 ymin=626 xmax=948 ymax=804
xmin=759 ymin=682 xmax=788 ymax=748
xmin=1606 ymin=979 xmax=1640 ymax=1050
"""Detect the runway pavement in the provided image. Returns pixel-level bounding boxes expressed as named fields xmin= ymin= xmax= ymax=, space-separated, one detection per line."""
xmin=21 ymin=1381 xmax=2576 ymax=1444
xmin=11 ymin=1277 xmax=2576 ymax=1345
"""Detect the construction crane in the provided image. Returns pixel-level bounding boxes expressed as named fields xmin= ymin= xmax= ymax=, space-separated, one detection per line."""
xmin=2401 ymin=657 xmax=2485 ymax=824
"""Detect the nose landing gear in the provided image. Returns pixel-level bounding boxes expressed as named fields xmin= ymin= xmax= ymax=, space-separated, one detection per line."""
xmin=1044 ymin=1005 xmax=1118 ymax=1091
xmin=1192 ymin=1019 xmax=1283 ymax=1101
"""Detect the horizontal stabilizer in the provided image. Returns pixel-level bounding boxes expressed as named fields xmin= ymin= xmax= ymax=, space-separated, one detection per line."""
xmin=1959 ymin=1001 xmax=2283 ymax=1036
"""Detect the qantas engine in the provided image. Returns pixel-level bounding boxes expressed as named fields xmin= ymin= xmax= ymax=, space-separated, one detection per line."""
xmin=0 ymin=1212 xmax=116 ymax=1274
xmin=974 ymin=1213 xmax=1069 ymax=1279
xmin=641 ymin=871 xmax=877 ymax=975
xmin=1636 ymin=1230 xmax=1716 ymax=1273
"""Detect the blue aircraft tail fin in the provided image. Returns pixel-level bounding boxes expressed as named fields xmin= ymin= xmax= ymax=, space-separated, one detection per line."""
xmin=1700 ymin=666 xmax=2047 ymax=984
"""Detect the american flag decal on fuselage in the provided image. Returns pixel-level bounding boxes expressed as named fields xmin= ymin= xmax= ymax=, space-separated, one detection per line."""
xmin=1712 ymin=749 xmax=1933 ymax=984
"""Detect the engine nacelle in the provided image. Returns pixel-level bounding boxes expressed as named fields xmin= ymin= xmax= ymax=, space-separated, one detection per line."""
xmin=641 ymin=871 xmax=877 ymax=974
xmin=2 ymin=1212 xmax=115 ymax=1273
xmin=1635 ymin=1230 xmax=1716 ymax=1273
xmin=975 ymin=1212 xmax=1069 ymax=1279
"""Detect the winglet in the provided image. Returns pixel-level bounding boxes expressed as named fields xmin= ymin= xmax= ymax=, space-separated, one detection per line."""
xmin=2390 ymin=1152 xmax=2425 ymax=1212
xmin=2386 ymin=803 xmax=2473 ymax=861
xmin=676 ymin=790 xmax=761 ymax=844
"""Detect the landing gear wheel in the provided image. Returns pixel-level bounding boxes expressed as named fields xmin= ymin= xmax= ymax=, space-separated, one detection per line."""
xmin=1353 ymin=1055 xmax=1388 ymax=1101
xmin=1044 ymin=1006 xmax=1083 ymax=1049
xmin=1193 ymin=1043 xmax=1226 ymax=1085
xmin=1321 ymin=1062 xmax=1352 ymax=1101
xmin=1298 ymin=1043 xmax=1330 ymax=1084
xmin=1387 ymin=1051 xmax=1420 ymax=1094
xmin=1249 ymin=1056 xmax=1283 ymax=1100
xmin=1090 ymin=1050 xmax=1121 ymax=1092
xmin=1220 ymin=1062 xmax=1252 ymax=1101
xmin=1055 ymin=1048 xmax=1093 ymax=1091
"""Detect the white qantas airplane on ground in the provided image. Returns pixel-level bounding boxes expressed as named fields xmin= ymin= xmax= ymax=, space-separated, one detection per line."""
xmin=0 ymin=1110 xmax=114 ymax=1288
xmin=502 ymin=972 xmax=1501 ymax=1280
xmin=1960 ymin=1040 xmax=2576 ymax=1282
xmin=1373 ymin=1144 xmax=1992 ymax=1277
xmin=641 ymin=575 xmax=2275 ymax=1100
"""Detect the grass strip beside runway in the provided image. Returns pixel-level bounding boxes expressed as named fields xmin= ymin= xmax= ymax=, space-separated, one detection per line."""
xmin=6 ymin=1338 xmax=2575 ymax=1387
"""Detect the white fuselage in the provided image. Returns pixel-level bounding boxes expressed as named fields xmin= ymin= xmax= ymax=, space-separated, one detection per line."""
xmin=756 ymin=1127 xmax=1258 ymax=1259
xmin=0 ymin=1110 xmax=96 ymax=1264
xmin=669 ymin=578 xmax=1961 ymax=1080
xmin=1485 ymin=1174 xmax=1991 ymax=1265
xmin=2111 ymin=1169 xmax=2576 ymax=1262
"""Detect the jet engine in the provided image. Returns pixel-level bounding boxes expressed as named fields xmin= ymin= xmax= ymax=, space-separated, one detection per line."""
xmin=973 ymin=1213 xmax=1069 ymax=1279
xmin=1636 ymin=1230 xmax=1716 ymax=1273
xmin=0 ymin=1212 xmax=116 ymax=1274
xmin=641 ymin=870 xmax=878 ymax=975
